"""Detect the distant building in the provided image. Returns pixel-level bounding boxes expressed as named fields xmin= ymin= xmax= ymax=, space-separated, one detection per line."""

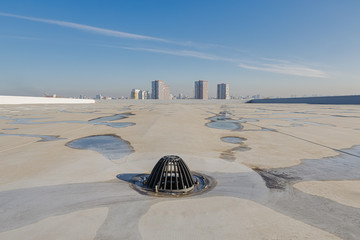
xmin=194 ymin=80 xmax=208 ymax=99
xmin=131 ymin=89 xmax=140 ymax=99
xmin=217 ymin=83 xmax=230 ymax=99
xmin=96 ymin=94 xmax=104 ymax=100
xmin=139 ymin=90 xmax=145 ymax=100
xmin=178 ymin=93 xmax=183 ymax=99
xmin=138 ymin=90 xmax=150 ymax=99
xmin=252 ymin=94 xmax=261 ymax=99
xmin=152 ymin=80 xmax=170 ymax=100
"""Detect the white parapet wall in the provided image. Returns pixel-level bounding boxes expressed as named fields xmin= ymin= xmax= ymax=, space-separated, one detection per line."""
xmin=0 ymin=95 xmax=95 ymax=104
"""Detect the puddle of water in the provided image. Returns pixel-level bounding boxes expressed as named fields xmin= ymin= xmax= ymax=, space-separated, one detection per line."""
xmin=88 ymin=114 xmax=135 ymax=128
xmin=0 ymin=168 xmax=358 ymax=240
xmin=206 ymin=121 xmax=243 ymax=130
xmin=208 ymin=116 xmax=231 ymax=121
xmin=2 ymin=128 xmax=18 ymax=130
xmin=10 ymin=118 xmax=54 ymax=124
xmin=127 ymin=172 xmax=216 ymax=198
xmin=221 ymin=136 xmax=246 ymax=144
xmin=88 ymin=114 xmax=131 ymax=123
xmin=66 ymin=134 xmax=134 ymax=160
xmin=261 ymin=127 xmax=277 ymax=131
xmin=220 ymin=144 xmax=251 ymax=161
xmin=7 ymin=114 xmax=135 ymax=129
xmin=233 ymin=146 xmax=251 ymax=151
xmin=206 ymin=111 xmax=248 ymax=131
xmin=331 ymin=115 xmax=360 ymax=118
xmin=0 ymin=133 xmax=65 ymax=142
xmin=238 ymin=118 xmax=259 ymax=123
xmin=255 ymin=145 xmax=360 ymax=188
xmin=102 ymin=122 xmax=136 ymax=128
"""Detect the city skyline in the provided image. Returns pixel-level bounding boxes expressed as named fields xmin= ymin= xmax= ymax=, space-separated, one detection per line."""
xmin=1 ymin=1 xmax=359 ymax=97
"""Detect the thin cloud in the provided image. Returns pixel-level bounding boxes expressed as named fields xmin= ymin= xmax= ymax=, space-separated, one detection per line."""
xmin=239 ymin=62 xmax=328 ymax=78
xmin=1 ymin=12 xmax=328 ymax=78
xmin=0 ymin=12 xmax=169 ymax=42
xmin=99 ymin=45 xmax=238 ymax=62
xmin=0 ymin=12 xmax=248 ymax=50
xmin=101 ymin=44 xmax=328 ymax=78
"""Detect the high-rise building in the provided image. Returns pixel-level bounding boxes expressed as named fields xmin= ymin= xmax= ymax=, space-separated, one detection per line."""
xmin=139 ymin=90 xmax=145 ymax=100
xmin=130 ymin=89 xmax=140 ymax=99
xmin=96 ymin=94 xmax=104 ymax=100
xmin=194 ymin=80 xmax=208 ymax=99
xmin=152 ymin=80 xmax=170 ymax=99
xmin=217 ymin=83 xmax=230 ymax=99
xmin=139 ymin=90 xmax=150 ymax=99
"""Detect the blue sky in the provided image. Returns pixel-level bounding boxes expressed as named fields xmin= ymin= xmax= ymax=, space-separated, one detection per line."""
xmin=1 ymin=0 xmax=359 ymax=98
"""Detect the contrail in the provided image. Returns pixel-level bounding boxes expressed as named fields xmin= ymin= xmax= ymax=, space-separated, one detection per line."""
xmin=0 ymin=12 xmax=169 ymax=42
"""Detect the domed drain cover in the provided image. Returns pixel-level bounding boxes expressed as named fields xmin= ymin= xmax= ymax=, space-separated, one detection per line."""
xmin=147 ymin=155 xmax=195 ymax=193
xmin=128 ymin=155 xmax=215 ymax=197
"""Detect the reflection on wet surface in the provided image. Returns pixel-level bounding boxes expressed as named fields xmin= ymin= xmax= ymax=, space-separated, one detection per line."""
xmin=126 ymin=172 xmax=216 ymax=198
xmin=66 ymin=134 xmax=134 ymax=160
xmin=255 ymin=146 xmax=360 ymax=189
xmin=221 ymin=136 xmax=245 ymax=144
xmin=206 ymin=112 xmax=243 ymax=130
xmin=88 ymin=114 xmax=131 ymax=123
xmin=237 ymin=118 xmax=259 ymax=123
xmin=206 ymin=121 xmax=243 ymax=130
xmin=88 ymin=114 xmax=136 ymax=128
xmin=10 ymin=118 xmax=51 ymax=124
xmin=331 ymin=115 xmax=360 ymax=118
xmin=2 ymin=166 xmax=360 ymax=240
xmin=220 ymin=135 xmax=250 ymax=161
xmin=231 ymin=114 xmax=335 ymax=128
xmin=2 ymin=104 xmax=360 ymax=239
xmin=206 ymin=110 xmax=334 ymax=132
xmin=0 ymin=133 xmax=65 ymax=142
xmin=6 ymin=113 xmax=135 ymax=128
xmin=1 ymin=128 xmax=18 ymax=130
xmin=220 ymin=146 xmax=251 ymax=161
xmin=207 ymin=115 xmax=231 ymax=121
xmin=102 ymin=122 xmax=135 ymax=128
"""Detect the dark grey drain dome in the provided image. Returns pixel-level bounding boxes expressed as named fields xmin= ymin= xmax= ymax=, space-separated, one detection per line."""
xmin=146 ymin=155 xmax=195 ymax=193
xmin=125 ymin=155 xmax=216 ymax=197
